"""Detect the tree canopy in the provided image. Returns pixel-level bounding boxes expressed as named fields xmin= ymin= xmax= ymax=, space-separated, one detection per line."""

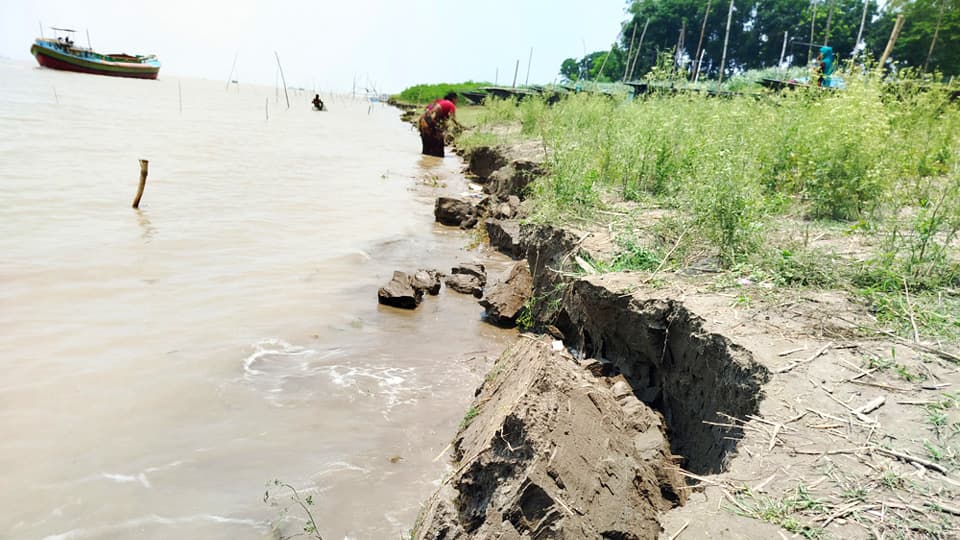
xmin=559 ymin=0 xmax=959 ymax=82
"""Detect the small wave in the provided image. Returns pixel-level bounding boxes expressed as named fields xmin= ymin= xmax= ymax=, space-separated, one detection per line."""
xmin=242 ymin=338 xmax=318 ymax=378
xmin=310 ymin=460 xmax=370 ymax=479
xmin=101 ymin=472 xmax=151 ymax=488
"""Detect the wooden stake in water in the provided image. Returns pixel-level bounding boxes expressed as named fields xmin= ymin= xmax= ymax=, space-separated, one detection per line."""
xmin=265 ymin=97 xmax=269 ymax=121
xmin=275 ymin=51 xmax=290 ymax=109
xmin=178 ymin=80 xmax=182 ymax=114
xmin=512 ymin=59 xmax=519 ymax=88
xmin=53 ymin=86 xmax=59 ymax=104
xmin=225 ymin=51 xmax=238 ymax=91
xmin=132 ymin=160 xmax=149 ymax=209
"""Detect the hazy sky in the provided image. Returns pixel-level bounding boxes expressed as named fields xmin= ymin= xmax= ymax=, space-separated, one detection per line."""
xmin=1 ymin=0 xmax=629 ymax=93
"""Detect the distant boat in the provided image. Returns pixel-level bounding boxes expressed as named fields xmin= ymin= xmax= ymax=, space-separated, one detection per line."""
xmin=30 ymin=28 xmax=160 ymax=80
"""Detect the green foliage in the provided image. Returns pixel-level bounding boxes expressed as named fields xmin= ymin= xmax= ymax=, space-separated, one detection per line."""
xmin=393 ymin=81 xmax=491 ymax=104
xmin=567 ymin=0 xmax=958 ymax=83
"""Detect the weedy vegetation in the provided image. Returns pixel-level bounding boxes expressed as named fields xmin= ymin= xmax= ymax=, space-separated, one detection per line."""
xmin=459 ymin=64 xmax=960 ymax=342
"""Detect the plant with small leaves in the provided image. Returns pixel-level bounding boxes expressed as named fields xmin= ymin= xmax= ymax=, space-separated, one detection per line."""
xmin=263 ymin=479 xmax=323 ymax=540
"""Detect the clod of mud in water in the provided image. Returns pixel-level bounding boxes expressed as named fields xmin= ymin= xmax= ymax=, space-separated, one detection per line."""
xmin=413 ymin=336 xmax=685 ymax=539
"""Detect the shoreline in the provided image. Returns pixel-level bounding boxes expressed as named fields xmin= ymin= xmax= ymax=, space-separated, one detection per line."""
xmin=397 ymin=109 xmax=960 ymax=538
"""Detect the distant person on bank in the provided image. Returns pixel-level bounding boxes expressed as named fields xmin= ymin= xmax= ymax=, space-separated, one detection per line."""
xmin=312 ymin=94 xmax=325 ymax=111
xmin=418 ymin=92 xmax=463 ymax=157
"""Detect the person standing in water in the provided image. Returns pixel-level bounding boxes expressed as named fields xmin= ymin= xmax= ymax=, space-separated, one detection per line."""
xmin=312 ymin=94 xmax=325 ymax=111
xmin=418 ymin=91 xmax=463 ymax=157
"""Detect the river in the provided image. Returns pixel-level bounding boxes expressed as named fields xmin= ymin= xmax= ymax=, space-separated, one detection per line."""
xmin=0 ymin=60 xmax=512 ymax=539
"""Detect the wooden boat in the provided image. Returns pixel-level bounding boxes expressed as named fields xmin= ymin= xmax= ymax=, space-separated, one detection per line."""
xmin=30 ymin=29 xmax=160 ymax=80
xmin=461 ymin=90 xmax=488 ymax=105
xmin=481 ymin=86 xmax=537 ymax=101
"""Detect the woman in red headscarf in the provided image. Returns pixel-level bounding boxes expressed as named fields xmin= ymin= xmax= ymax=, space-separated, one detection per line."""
xmin=418 ymin=91 xmax=463 ymax=157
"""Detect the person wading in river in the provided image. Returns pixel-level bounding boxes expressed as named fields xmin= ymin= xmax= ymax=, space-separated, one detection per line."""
xmin=418 ymin=91 xmax=463 ymax=157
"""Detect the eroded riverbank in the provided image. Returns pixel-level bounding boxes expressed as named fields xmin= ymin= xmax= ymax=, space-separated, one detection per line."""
xmin=409 ymin=136 xmax=960 ymax=539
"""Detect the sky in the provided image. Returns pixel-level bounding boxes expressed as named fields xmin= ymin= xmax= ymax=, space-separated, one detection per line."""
xmin=0 ymin=0 xmax=630 ymax=93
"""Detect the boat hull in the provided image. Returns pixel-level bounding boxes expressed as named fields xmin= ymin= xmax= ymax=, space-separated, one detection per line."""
xmin=31 ymin=43 xmax=159 ymax=80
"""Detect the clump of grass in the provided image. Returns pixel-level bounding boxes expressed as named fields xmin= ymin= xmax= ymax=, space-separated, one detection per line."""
xmin=733 ymin=483 xmax=826 ymax=539
xmin=459 ymin=406 xmax=480 ymax=430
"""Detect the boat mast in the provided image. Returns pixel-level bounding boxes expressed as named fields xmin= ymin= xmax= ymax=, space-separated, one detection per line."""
xmin=86 ymin=29 xmax=92 ymax=50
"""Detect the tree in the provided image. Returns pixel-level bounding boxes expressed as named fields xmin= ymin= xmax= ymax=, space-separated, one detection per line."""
xmin=895 ymin=0 xmax=960 ymax=75
xmin=560 ymin=58 xmax=582 ymax=82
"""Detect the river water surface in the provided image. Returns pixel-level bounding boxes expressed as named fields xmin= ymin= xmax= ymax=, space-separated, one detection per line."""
xmin=0 ymin=60 xmax=512 ymax=539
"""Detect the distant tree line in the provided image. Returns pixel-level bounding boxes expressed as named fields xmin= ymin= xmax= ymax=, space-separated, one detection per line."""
xmin=560 ymin=0 xmax=959 ymax=82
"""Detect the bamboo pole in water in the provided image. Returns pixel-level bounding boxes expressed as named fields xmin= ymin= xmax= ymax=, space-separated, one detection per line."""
xmin=178 ymin=80 xmax=182 ymax=114
xmin=512 ymin=60 xmax=519 ymax=87
xmin=275 ymin=52 xmax=290 ymax=109
xmin=226 ymin=51 xmax=238 ymax=91
xmin=132 ymin=160 xmax=149 ymax=209
xmin=265 ymin=97 xmax=269 ymax=121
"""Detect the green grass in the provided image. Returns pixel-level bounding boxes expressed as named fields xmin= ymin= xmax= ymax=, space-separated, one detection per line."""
xmin=459 ymin=406 xmax=480 ymax=430
xmin=456 ymin=66 xmax=960 ymax=342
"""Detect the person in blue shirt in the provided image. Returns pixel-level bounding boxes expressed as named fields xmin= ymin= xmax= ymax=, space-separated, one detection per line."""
xmin=816 ymin=46 xmax=835 ymax=87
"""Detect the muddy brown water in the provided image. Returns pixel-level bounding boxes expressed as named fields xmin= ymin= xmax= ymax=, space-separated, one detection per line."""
xmin=0 ymin=60 xmax=513 ymax=539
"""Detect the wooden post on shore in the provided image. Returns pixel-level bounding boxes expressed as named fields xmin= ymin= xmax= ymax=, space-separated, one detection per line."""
xmin=719 ymin=0 xmax=735 ymax=83
xmin=922 ymin=0 xmax=945 ymax=72
xmin=623 ymin=20 xmax=638 ymax=81
xmin=877 ymin=14 xmax=905 ymax=74
xmin=779 ymin=31 xmax=789 ymax=66
xmin=628 ymin=18 xmax=649 ymax=80
xmin=525 ymin=47 xmax=533 ymax=86
xmin=132 ymin=160 xmax=149 ymax=209
xmin=855 ymin=0 xmax=869 ymax=55
xmin=807 ymin=0 xmax=818 ymax=64
xmin=692 ymin=0 xmax=711 ymax=82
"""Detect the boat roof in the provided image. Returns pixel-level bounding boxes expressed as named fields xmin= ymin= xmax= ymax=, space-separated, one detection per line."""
xmin=50 ymin=27 xmax=77 ymax=32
